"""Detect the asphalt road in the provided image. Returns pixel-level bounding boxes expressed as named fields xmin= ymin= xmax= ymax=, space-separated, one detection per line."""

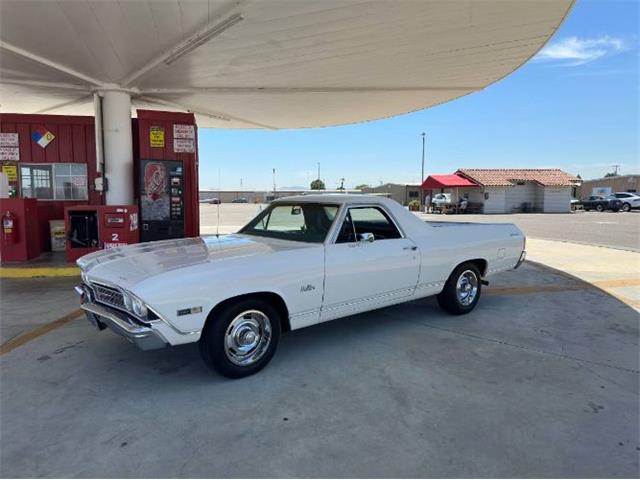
xmin=419 ymin=211 xmax=640 ymax=251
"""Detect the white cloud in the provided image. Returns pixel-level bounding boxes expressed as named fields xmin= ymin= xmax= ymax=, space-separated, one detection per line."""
xmin=536 ymin=36 xmax=628 ymax=66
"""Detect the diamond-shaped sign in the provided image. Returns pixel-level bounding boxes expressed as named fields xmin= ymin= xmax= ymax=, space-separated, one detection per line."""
xmin=31 ymin=127 xmax=55 ymax=148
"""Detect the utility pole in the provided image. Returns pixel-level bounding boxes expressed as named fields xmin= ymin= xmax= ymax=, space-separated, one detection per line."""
xmin=339 ymin=178 xmax=345 ymax=191
xmin=272 ymin=168 xmax=276 ymax=196
xmin=420 ymin=132 xmax=426 ymax=209
xmin=611 ymin=164 xmax=620 ymax=175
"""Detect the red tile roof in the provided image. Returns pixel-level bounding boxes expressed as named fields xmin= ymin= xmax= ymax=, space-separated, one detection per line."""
xmin=456 ymin=169 xmax=578 ymax=187
xmin=421 ymin=174 xmax=479 ymax=189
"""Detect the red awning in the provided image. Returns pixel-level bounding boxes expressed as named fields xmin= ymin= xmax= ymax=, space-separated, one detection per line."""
xmin=421 ymin=174 xmax=478 ymax=189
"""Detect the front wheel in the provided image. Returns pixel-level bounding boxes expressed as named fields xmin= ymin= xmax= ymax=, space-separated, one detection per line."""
xmin=437 ymin=262 xmax=482 ymax=315
xmin=622 ymin=203 xmax=631 ymax=212
xmin=199 ymin=299 xmax=281 ymax=378
xmin=596 ymin=204 xmax=604 ymax=212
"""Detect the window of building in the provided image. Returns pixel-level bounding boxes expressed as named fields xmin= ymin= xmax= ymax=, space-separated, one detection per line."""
xmin=20 ymin=164 xmax=88 ymax=200
xmin=408 ymin=190 xmax=419 ymax=198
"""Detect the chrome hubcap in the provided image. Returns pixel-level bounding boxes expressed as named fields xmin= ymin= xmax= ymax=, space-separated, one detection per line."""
xmin=224 ymin=310 xmax=272 ymax=366
xmin=456 ymin=270 xmax=479 ymax=306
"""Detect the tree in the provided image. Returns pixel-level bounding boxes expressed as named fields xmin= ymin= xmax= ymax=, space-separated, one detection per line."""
xmin=576 ymin=174 xmax=582 ymax=180
xmin=310 ymin=179 xmax=325 ymax=190
xmin=604 ymin=172 xmax=618 ymax=178
xmin=355 ymin=183 xmax=371 ymax=190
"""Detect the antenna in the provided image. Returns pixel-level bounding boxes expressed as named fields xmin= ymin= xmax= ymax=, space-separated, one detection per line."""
xmin=216 ymin=167 xmax=221 ymax=237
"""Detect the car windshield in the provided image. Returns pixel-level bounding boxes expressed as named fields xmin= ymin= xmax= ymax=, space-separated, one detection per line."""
xmin=240 ymin=202 xmax=339 ymax=243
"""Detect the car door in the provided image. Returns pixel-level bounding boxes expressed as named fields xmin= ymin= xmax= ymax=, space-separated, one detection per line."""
xmin=321 ymin=205 xmax=420 ymax=322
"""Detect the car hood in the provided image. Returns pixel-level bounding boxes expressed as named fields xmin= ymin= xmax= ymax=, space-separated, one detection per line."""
xmin=78 ymin=234 xmax=312 ymax=290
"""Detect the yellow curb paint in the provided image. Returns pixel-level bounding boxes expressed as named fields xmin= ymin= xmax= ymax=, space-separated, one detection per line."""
xmin=0 ymin=309 xmax=84 ymax=356
xmin=0 ymin=266 xmax=80 ymax=278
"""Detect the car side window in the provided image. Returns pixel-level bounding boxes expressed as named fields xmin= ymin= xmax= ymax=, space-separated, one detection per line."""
xmin=336 ymin=206 xmax=402 ymax=243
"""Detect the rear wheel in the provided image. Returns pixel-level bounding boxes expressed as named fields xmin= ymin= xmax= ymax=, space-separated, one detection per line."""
xmin=199 ymin=298 xmax=281 ymax=378
xmin=437 ymin=262 xmax=482 ymax=315
xmin=596 ymin=204 xmax=604 ymax=212
xmin=622 ymin=203 xmax=631 ymax=212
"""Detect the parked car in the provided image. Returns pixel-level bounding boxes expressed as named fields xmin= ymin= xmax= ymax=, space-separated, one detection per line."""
xmin=231 ymin=197 xmax=248 ymax=203
xmin=199 ymin=197 xmax=219 ymax=204
xmin=608 ymin=192 xmax=640 ymax=212
xmin=431 ymin=193 xmax=451 ymax=208
xmin=75 ymin=195 xmax=526 ymax=378
xmin=578 ymin=195 xmax=622 ymax=212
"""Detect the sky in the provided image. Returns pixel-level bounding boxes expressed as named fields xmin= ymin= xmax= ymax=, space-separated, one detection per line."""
xmin=198 ymin=0 xmax=639 ymax=191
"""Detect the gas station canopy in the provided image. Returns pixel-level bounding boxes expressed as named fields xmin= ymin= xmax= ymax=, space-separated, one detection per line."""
xmin=1 ymin=0 xmax=573 ymax=129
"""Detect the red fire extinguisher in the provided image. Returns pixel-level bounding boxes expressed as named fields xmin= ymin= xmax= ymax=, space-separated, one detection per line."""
xmin=2 ymin=210 xmax=17 ymax=245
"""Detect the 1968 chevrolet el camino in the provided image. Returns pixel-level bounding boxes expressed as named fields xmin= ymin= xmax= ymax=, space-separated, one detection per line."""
xmin=76 ymin=195 xmax=526 ymax=378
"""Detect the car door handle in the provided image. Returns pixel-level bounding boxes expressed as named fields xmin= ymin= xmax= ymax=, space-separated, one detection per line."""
xmin=403 ymin=245 xmax=417 ymax=251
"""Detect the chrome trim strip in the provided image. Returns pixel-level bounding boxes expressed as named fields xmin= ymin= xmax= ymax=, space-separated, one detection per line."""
xmin=321 ymin=287 xmax=414 ymax=313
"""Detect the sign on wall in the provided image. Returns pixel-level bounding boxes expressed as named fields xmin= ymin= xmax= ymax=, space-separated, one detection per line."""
xmin=0 ymin=133 xmax=19 ymax=160
xmin=173 ymin=124 xmax=195 ymax=153
xmin=32 ymin=127 xmax=55 ymax=148
xmin=149 ymin=126 xmax=165 ymax=148
xmin=1 ymin=163 xmax=17 ymax=181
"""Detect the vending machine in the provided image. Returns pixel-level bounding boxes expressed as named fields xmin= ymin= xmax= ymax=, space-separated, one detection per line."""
xmin=139 ymin=159 xmax=185 ymax=242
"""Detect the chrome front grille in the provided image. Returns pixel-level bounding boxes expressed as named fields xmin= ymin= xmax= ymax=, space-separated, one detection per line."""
xmin=91 ymin=283 xmax=125 ymax=310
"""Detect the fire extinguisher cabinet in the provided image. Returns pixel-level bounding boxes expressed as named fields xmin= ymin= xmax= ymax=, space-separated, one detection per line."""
xmin=0 ymin=198 xmax=41 ymax=263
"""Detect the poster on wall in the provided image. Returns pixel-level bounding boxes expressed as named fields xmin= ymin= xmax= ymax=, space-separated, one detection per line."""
xmin=0 ymin=133 xmax=19 ymax=147
xmin=149 ymin=127 xmax=165 ymax=148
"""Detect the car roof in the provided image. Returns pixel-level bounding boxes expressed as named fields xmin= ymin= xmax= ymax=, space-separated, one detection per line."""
xmin=272 ymin=193 xmax=394 ymax=205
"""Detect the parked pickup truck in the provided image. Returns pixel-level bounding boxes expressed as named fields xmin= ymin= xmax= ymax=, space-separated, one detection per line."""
xmin=76 ymin=195 xmax=526 ymax=378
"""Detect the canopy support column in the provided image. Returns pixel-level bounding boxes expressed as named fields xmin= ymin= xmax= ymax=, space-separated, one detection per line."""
xmin=100 ymin=89 xmax=133 ymax=205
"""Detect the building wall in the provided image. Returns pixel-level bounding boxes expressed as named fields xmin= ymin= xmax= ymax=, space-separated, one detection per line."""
xmin=363 ymin=184 xmax=420 ymax=205
xmin=543 ymin=187 xmax=571 ymax=213
xmin=577 ymin=175 xmax=640 ymax=197
xmin=0 ymin=114 xmax=101 ymax=251
xmin=482 ymin=187 xmax=507 ymax=213
xmin=505 ymin=182 xmax=540 ymax=212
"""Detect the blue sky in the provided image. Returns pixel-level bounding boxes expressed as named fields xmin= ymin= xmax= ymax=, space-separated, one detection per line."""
xmin=198 ymin=0 xmax=639 ymax=190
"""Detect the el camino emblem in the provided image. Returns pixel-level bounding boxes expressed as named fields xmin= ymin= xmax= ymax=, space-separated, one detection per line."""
xmin=177 ymin=306 xmax=203 ymax=316
xmin=300 ymin=284 xmax=316 ymax=293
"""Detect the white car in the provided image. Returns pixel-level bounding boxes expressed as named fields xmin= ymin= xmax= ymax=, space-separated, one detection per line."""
xmin=431 ymin=193 xmax=452 ymax=207
xmin=608 ymin=192 xmax=640 ymax=212
xmin=76 ymin=195 xmax=526 ymax=378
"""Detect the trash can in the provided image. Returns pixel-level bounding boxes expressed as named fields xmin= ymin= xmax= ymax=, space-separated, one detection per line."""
xmin=49 ymin=220 xmax=66 ymax=252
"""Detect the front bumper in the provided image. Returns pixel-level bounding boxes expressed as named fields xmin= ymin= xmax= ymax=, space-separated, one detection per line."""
xmin=76 ymin=287 xmax=167 ymax=350
xmin=514 ymin=250 xmax=526 ymax=269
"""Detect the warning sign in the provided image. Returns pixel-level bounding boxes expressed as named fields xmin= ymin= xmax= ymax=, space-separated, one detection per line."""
xmin=0 ymin=133 xmax=19 ymax=147
xmin=173 ymin=124 xmax=195 ymax=139
xmin=174 ymin=138 xmax=195 ymax=153
xmin=150 ymin=127 xmax=165 ymax=148
xmin=0 ymin=147 xmax=19 ymax=161
xmin=1 ymin=164 xmax=18 ymax=181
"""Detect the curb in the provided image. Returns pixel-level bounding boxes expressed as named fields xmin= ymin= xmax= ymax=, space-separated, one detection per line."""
xmin=0 ymin=266 xmax=80 ymax=278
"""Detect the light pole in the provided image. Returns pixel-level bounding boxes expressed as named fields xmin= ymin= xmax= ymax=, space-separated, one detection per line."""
xmin=317 ymin=162 xmax=321 ymax=180
xmin=272 ymin=168 xmax=276 ymax=197
xmin=420 ymin=132 xmax=426 ymax=209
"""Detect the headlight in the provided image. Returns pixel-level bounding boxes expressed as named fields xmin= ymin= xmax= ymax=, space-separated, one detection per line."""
xmin=131 ymin=296 xmax=148 ymax=318
xmin=122 ymin=291 xmax=133 ymax=311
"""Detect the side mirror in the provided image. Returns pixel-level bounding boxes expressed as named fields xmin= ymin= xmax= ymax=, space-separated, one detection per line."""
xmin=358 ymin=232 xmax=375 ymax=243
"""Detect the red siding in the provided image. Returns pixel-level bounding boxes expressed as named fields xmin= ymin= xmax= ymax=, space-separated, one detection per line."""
xmin=0 ymin=114 xmax=103 ymax=251
xmin=135 ymin=110 xmax=199 ymax=237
